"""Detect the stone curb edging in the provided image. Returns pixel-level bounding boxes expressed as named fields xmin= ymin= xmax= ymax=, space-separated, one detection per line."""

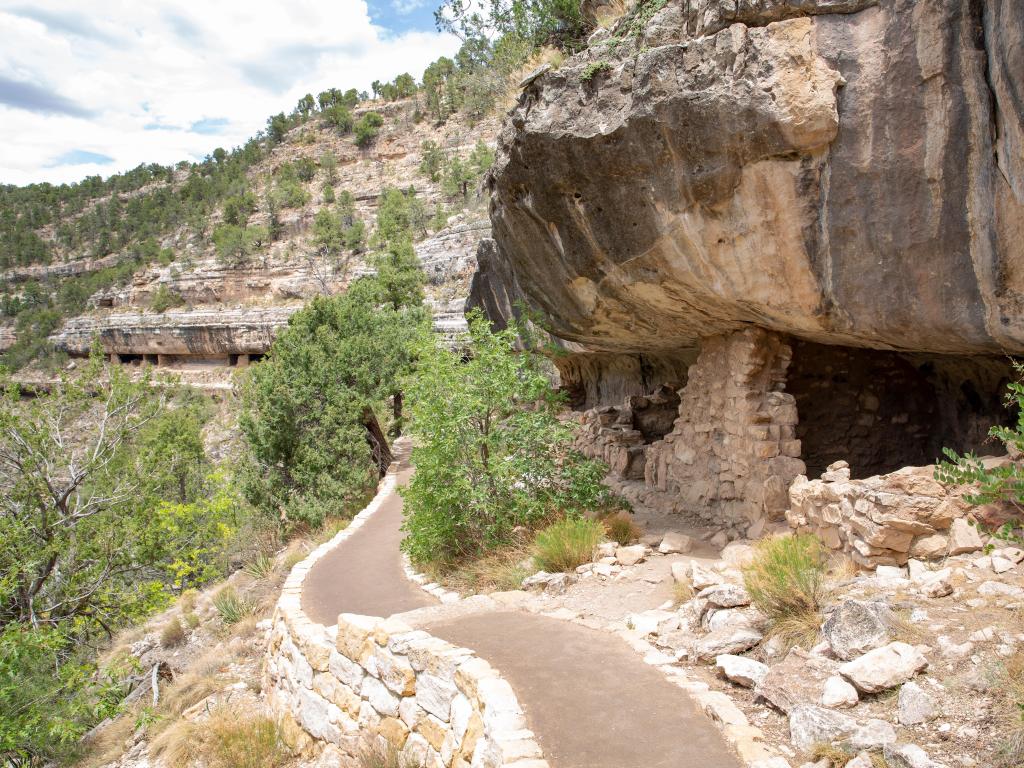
xmin=402 ymin=554 xmax=463 ymax=604
xmin=264 ymin=454 xmax=547 ymax=768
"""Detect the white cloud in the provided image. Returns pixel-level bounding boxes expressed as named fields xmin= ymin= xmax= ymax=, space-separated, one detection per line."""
xmin=0 ymin=0 xmax=459 ymax=186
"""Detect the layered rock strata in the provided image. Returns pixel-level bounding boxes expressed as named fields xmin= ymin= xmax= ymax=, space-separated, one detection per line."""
xmin=473 ymin=0 xmax=1024 ymax=527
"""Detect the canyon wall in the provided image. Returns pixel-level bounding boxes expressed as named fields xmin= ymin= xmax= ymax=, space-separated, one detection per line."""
xmin=473 ymin=0 xmax=1024 ymax=535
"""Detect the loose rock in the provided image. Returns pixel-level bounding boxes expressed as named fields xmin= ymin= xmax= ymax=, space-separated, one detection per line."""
xmin=755 ymin=648 xmax=838 ymax=714
xmin=883 ymin=743 xmax=944 ymax=768
xmin=697 ymin=583 xmax=751 ymax=608
xmin=947 ymin=518 xmax=983 ymax=555
xmin=898 ymin=681 xmax=936 ymax=725
xmin=715 ymin=654 xmax=769 ymax=688
xmin=788 ymin=704 xmax=858 ymax=751
xmin=658 ymin=532 xmax=693 ymax=554
xmin=695 ymin=627 xmax=763 ymax=660
xmin=820 ymin=675 xmax=859 ymax=708
xmin=615 ymin=545 xmax=647 ymax=566
xmin=821 ymin=600 xmax=893 ymax=661
xmin=838 ymin=642 xmax=929 ymax=693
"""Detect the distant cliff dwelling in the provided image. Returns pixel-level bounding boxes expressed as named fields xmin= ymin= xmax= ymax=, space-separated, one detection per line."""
xmin=574 ymin=328 xmax=1015 ymax=536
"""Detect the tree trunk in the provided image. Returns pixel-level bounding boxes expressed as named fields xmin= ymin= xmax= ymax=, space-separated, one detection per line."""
xmin=362 ymin=409 xmax=393 ymax=476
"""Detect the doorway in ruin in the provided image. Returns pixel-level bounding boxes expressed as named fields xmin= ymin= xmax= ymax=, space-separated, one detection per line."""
xmin=786 ymin=340 xmax=1016 ymax=479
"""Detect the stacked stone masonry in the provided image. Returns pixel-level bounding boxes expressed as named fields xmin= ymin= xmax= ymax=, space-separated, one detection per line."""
xmin=264 ymin=466 xmax=546 ymax=768
xmin=786 ymin=461 xmax=981 ymax=567
xmin=577 ymin=328 xmax=806 ymax=535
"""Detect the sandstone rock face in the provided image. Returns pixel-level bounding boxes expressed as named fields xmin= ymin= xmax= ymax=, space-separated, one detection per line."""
xmin=479 ymin=0 xmax=1024 ymax=360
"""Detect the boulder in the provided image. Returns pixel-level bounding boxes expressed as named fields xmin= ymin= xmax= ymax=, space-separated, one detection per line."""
xmin=821 ymin=600 xmax=893 ymax=661
xmin=670 ymin=561 xmax=690 ymax=585
xmin=697 ymin=583 xmax=751 ymax=608
xmin=720 ymin=542 xmax=757 ymax=567
xmin=838 ymin=642 xmax=929 ymax=693
xmin=897 ymin=681 xmax=936 ymax=725
xmin=615 ymin=545 xmax=647 ymax=566
xmin=947 ymin=519 xmax=983 ymax=555
xmin=845 ymin=754 xmax=876 ymax=768
xmin=658 ymin=532 xmax=693 ymax=554
xmin=715 ymin=654 xmax=769 ymax=688
xmin=695 ymin=628 xmax=763 ymax=661
xmin=788 ymin=704 xmax=858 ymax=751
xmin=689 ymin=562 xmax=721 ymax=590
xmin=820 ymin=675 xmax=859 ymax=708
xmin=845 ymin=719 xmax=897 ymax=750
xmin=755 ymin=648 xmax=838 ymax=714
xmin=883 ymin=743 xmax=945 ymax=768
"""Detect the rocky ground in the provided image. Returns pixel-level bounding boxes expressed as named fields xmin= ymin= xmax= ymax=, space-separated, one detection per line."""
xmin=512 ymin=522 xmax=1024 ymax=768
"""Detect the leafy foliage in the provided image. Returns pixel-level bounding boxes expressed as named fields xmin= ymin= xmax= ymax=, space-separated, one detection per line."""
xmin=239 ymin=275 xmax=427 ymax=530
xmin=936 ymin=372 xmax=1024 ymax=541
xmin=401 ymin=312 xmax=614 ymax=565
xmin=354 ymin=112 xmax=385 ymax=148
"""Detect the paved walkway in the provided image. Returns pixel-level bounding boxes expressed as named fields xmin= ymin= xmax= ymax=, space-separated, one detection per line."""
xmin=301 ymin=442 xmax=435 ymax=624
xmin=301 ymin=444 xmax=741 ymax=768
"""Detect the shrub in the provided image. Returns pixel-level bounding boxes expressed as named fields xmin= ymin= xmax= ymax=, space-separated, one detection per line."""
xmin=580 ymin=60 xmax=611 ymax=82
xmin=602 ymin=511 xmax=640 ymax=545
xmin=936 ymin=370 xmax=1024 ymax=547
xmin=294 ymin=157 xmax=317 ymax=182
xmin=212 ymin=588 xmax=256 ymax=625
xmin=182 ymin=611 xmax=200 ymax=629
xmin=401 ymin=313 xmax=616 ymax=565
xmin=742 ymin=534 xmax=825 ymax=649
xmin=533 ymin=517 xmax=603 ymax=572
xmin=243 ymin=552 xmax=276 ymax=580
xmin=150 ymin=284 xmax=185 ymax=313
xmin=160 ymin=618 xmax=187 ymax=648
xmin=354 ymin=112 xmax=384 ymax=148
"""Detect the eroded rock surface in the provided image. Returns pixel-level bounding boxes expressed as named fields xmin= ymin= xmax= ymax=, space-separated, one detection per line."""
xmin=478 ymin=0 xmax=1024 ymax=362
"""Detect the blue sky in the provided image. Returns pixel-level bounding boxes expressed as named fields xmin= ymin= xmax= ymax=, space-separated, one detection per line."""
xmin=0 ymin=1 xmax=457 ymax=186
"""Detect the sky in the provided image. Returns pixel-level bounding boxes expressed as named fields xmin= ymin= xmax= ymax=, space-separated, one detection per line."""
xmin=0 ymin=0 xmax=459 ymax=187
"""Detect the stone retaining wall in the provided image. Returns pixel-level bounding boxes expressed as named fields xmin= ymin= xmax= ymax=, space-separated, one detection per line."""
xmin=263 ymin=461 xmax=546 ymax=768
xmin=786 ymin=461 xmax=976 ymax=567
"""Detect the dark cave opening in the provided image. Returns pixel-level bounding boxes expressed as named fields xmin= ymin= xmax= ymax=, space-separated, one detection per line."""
xmin=787 ymin=340 xmax=1015 ymax=479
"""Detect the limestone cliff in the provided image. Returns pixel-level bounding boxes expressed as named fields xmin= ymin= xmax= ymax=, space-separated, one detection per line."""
xmin=472 ymin=0 xmax=1024 ymax=534
xmin=476 ymin=0 xmax=1024 ymax=362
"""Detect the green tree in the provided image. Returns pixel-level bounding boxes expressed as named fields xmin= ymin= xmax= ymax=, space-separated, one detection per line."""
xmin=354 ymin=112 xmax=385 ymax=148
xmin=0 ymin=356 xmax=213 ymax=634
xmin=296 ymin=93 xmax=316 ymax=116
xmin=238 ymin=279 xmax=427 ymax=529
xmin=393 ymin=72 xmax=417 ymax=98
xmin=400 ymin=313 xmax=613 ymax=565
xmin=419 ymin=140 xmax=445 ymax=181
xmin=266 ymin=112 xmax=290 ymax=143
xmin=212 ymin=223 xmax=269 ymax=265
xmin=323 ymin=104 xmax=354 ymax=133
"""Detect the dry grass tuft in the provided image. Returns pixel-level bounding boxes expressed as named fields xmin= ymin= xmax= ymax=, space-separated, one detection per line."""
xmin=152 ymin=705 xmax=289 ymax=768
xmin=160 ymin=617 xmax=187 ymax=648
xmin=992 ymin=650 xmax=1024 ymax=767
xmin=602 ymin=511 xmax=641 ymax=545
xmin=78 ymin=713 xmax=138 ymax=768
xmin=178 ymin=588 xmax=199 ymax=613
xmin=742 ymin=534 xmax=826 ymax=651
xmin=672 ymin=576 xmax=694 ymax=606
xmin=434 ymin=538 xmax=534 ymax=594
xmin=356 ymin=737 xmax=424 ymax=768
xmin=533 ymin=517 xmax=604 ymax=573
xmin=810 ymin=742 xmax=852 ymax=766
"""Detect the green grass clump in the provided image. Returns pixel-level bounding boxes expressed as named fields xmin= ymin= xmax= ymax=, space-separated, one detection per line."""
xmin=533 ymin=517 xmax=603 ymax=572
xmin=742 ymin=534 xmax=825 ymax=650
xmin=212 ymin=588 xmax=256 ymax=625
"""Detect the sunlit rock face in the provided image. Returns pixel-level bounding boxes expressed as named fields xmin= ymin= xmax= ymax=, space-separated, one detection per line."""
xmin=476 ymin=0 xmax=1024 ymax=379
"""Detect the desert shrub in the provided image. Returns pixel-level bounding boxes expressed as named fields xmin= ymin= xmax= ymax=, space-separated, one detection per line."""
xmin=936 ymin=371 xmax=1024 ymax=546
xmin=149 ymin=284 xmax=185 ymax=313
xmin=354 ymin=112 xmax=384 ymax=148
xmin=742 ymin=534 xmax=825 ymax=649
xmin=602 ymin=511 xmax=640 ymax=545
xmin=533 ymin=517 xmax=603 ymax=572
xmin=152 ymin=705 xmax=287 ymax=768
xmin=212 ymin=588 xmax=256 ymax=625
xmin=160 ymin=618 xmax=187 ymax=648
xmin=433 ymin=537 xmax=533 ymax=594
xmin=401 ymin=313 xmax=616 ymax=565
xmin=182 ymin=611 xmax=200 ymax=629
xmin=243 ymin=552 xmax=276 ymax=580
xmin=294 ymin=157 xmax=317 ymax=182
